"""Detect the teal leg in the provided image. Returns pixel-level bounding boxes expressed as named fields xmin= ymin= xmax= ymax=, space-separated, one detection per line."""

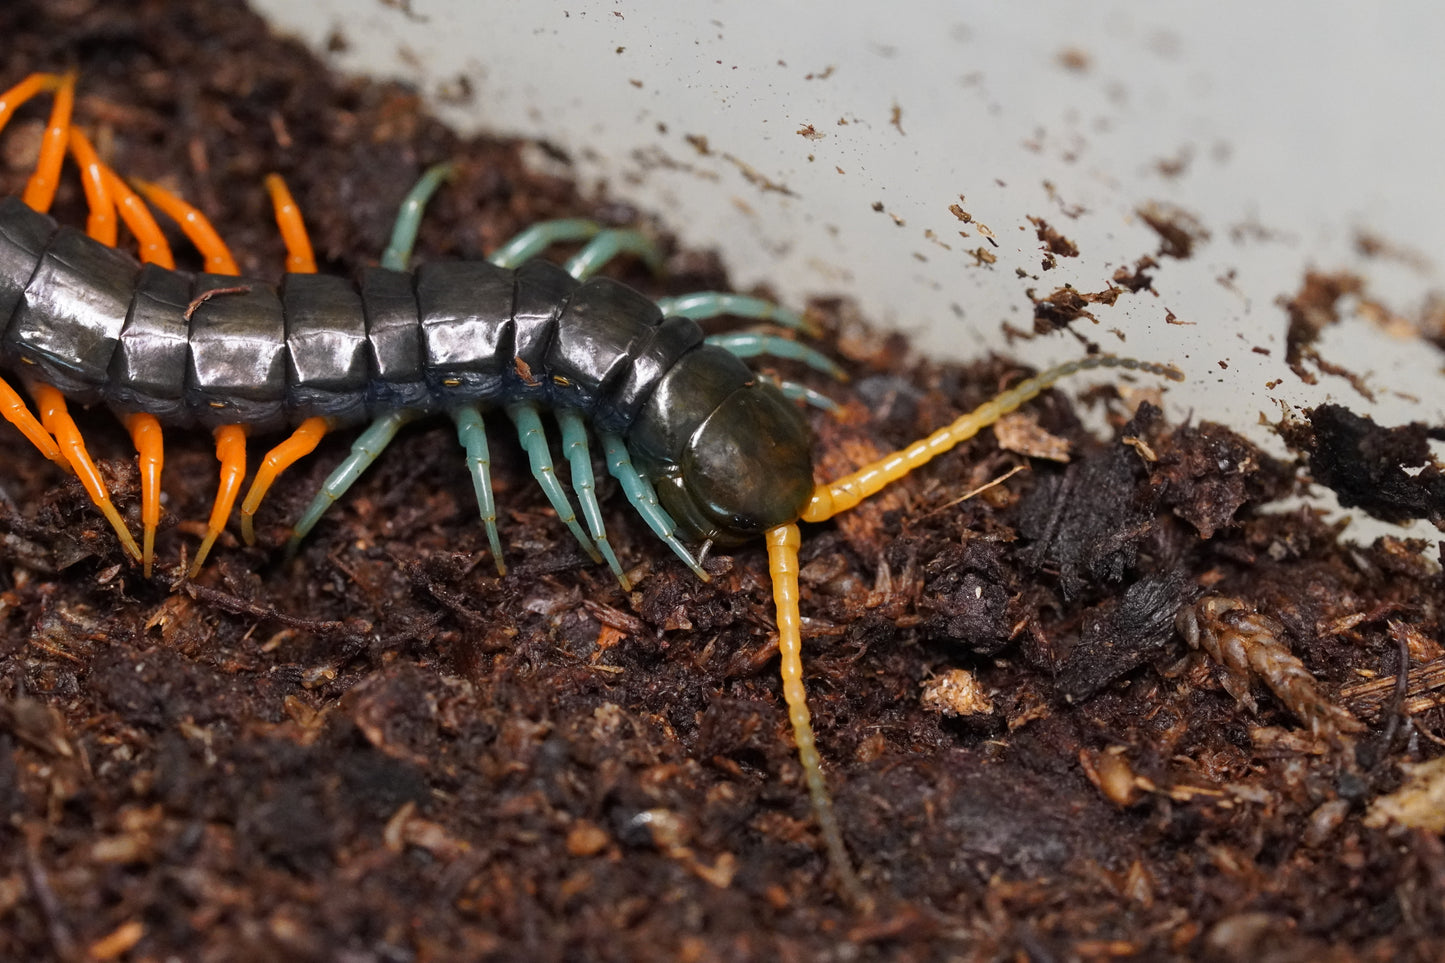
xmin=556 ymin=409 xmax=629 ymax=589
xmin=775 ymin=379 xmax=839 ymax=412
xmin=564 ymin=229 xmax=663 ymax=280
xmin=599 ymin=431 xmax=708 ymax=581
xmin=705 ymin=331 xmax=845 ymax=380
xmin=489 ymin=219 xmax=601 ymax=268
xmin=286 ymin=409 xmax=415 ymax=554
xmin=453 ymin=403 xmax=507 ymax=576
xmin=506 ymin=402 xmax=601 ymax=562
xmin=381 ymin=162 xmax=456 ymax=271
xmin=654 ymin=292 xmax=815 ymax=336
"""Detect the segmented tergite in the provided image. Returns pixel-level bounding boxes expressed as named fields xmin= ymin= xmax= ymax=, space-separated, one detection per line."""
xmin=0 ymin=73 xmax=1181 ymax=905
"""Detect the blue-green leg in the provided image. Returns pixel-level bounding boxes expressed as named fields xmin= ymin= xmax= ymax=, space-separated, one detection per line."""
xmin=654 ymin=292 xmax=815 ymax=336
xmin=599 ymin=431 xmax=709 ymax=581
xmin=490 ymin=219 xmax=601 ymax=268
xmin=453 ymin=403 xmax=506 ymax=575
xmin=705 ymin=331 xmax=845 ymax=380
xmin=506 ymin=402 xmax=601 ymax=562
xmin=775 ymin=379 xmax=839 ymax=412
xmin=556 ymin=409 xmax=629 ymax=589
xmin=381 ymin=162 xmax=456 ymax=271
xmin=564 ymin=230 xmax=663 ymax=280
xmin=286 ymin=410 xmax=415 ymax=554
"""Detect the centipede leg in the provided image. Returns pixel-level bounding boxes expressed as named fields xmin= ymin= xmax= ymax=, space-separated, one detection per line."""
xmin=0 ymin=73 xmax=63 ymax=135
xmin=30 ymin=383 xmax=142 ymax=562
xmin=488 ymin=218 xmax=601 ymax=269
xmin=21 ymin=71 xmax=75 ymax=214
xmin=381 ymin=162 xmax=455 ymax=271
xmin=766 ymin=523 xmax=868 ymax=908
xmin=774 ymin=379 xmax=840 ymax=412
xmin=124 ymin=413 xmax=163 ymax=578
xmin=451 ymin=404 xmax=507 ymax=576
xmin=240 ymin=417 xmax=329 ymax=546
xmin=563 ymin=229 xmax=663 ymax=280
xmin=505 ymin=402 xmax=602 ymax=563
xmin=286 ymin=410 xmax=415 ymax=554
xmin=0 ymin=377 xmax=63 ymax=466
xmin=598 ymin=430 xmax=709 ymax=581
xmin=264 ymin=174 xmax=317 ymax=274
xmin=133 ymin=180 xmax=235 ymax=274
xmin=66 ymin=128 xmax=117 ymax=247
xmin=705 ymin=332 xmax=846 ymax=379
xmin=654 ymin=292 xmax=817 ymax=337
xmin=105 ymin=170 xmax=175 ymax=269
xmin=190 ymin=424 xmax=247 ymax=577
xmin=556 ymin=409 xmax=629 ymax=589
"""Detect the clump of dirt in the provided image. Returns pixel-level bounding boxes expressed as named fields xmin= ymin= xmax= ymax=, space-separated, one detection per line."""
xmin=0 ymin=2 xmax=1442 ymax=961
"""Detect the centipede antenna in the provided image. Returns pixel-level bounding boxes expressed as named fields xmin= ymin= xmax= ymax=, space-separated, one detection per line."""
xmin=765 ymin=523 xmax=870 ymax=909
xmin=654 ymin=292 xmax=819 ymax=337
xmin=599 ymin=430 xmax=710 ymax=581
xmin=190 ymin=425 xmax=247 ymax=577
xmin=556 ymin=409 xmax=630 ymax=589
xmin=489 ymin=218 xmax=600 ymax=269
xmin=264 ymin=173 xmax=317 ymax=274
xmin=564 ymin=229 xmax=663 ymax=280
xmin=451 ymin=404 xmax=507 ymax=576
xmin=804 ymin=354 xmax=1183 ymax=522
xmin=506 ymin=402 xmax=603 ymax=564
xmin=31 ymin=384 xmax=142 ymax=562
xmin=241 ymin=417 xmax=329 ymax=546
xmin=124 ymin=413 xmax=164 ymax=578
xmin=133 ymin=180 xmax=238 ymax=275
xmin=67 ymin=128 xmax=117 ymax=247
xmin=22 ymin=71 xmax=75 ymax=214
xmin=382 ymin=162 xmax=455 ymax=271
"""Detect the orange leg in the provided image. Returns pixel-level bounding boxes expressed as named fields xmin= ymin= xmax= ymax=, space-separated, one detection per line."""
xmin=190 ymin=424 xmax=247 ymax=577
xmin=264 ymin=173 xmax=317 ymax=274
xmin=124 ymin=413 xmax=164 ymax=578
xmin=0 ymin=73 xmax=64 ymax=134
xmin=67 ymin=127 xmax=118 ymax=247
xmin=31 ymin=383 xmax=141 ymax=562
xmin=133 ymin=180 xmax=238 ymax=275
xmin=105 ymin=170 xmax=175 ymax=269
xmin=22 ymin=71 xmax=76 ymax=214
xmin=0 ymin=376 xmax=63 ymax=466
xmin=240 ymin=417 xmax=329 ymax=545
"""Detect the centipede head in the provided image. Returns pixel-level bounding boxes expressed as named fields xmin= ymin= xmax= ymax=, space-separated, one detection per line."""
xmin=654 ymin=381 xmax=815 ymax=545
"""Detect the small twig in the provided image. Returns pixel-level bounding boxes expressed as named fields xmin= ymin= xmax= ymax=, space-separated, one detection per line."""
xmin=181 ymin=579 xmax=361 ymax=636
xmin=22 ymin=834 xmax=75 ymax=962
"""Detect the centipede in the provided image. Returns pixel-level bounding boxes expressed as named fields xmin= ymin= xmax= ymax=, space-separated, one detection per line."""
xmin=0 ymin=71 xmax=1181 ymax=906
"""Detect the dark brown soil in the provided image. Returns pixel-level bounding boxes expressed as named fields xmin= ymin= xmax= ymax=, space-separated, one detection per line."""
xmin=2 ymin=2 xmax=1442 ymax=961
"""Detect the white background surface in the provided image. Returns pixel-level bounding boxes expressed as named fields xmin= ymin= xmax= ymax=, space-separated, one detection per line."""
xmin=251 ymin=0 xmax=1445 ymax=540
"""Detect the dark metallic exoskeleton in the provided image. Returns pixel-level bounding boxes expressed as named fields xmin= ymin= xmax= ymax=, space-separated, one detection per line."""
xmin=0 ymin=195 xmax=814 ymax=547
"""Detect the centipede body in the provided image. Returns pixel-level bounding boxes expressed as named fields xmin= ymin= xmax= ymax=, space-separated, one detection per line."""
xmin=0 ymin=58 xmax=1179 ymax=915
